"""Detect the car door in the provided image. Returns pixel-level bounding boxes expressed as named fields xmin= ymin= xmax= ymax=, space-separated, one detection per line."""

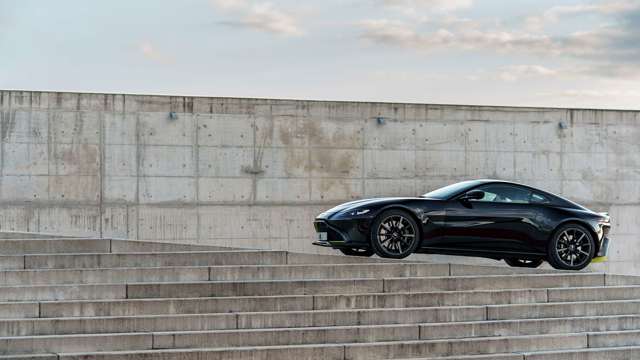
xmin=443 ymin=184 xmax=545 ymax=254
xmin=416 ymin=199 xmax=448 ymax=247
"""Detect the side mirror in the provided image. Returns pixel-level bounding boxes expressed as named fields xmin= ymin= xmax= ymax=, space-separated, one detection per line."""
xmin=460 ymin=190 xmax=484 ymax=201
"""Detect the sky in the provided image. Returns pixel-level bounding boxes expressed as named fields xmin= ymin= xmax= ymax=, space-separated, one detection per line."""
xmin=1 ymin=0 xmax=639 ymax=109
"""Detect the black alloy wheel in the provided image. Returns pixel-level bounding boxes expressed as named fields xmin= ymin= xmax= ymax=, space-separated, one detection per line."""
xmin=371 ymin=209 xmax=420 ymax=259
xmin=547 ymin=224 xmax=595 ymax=270
xmin=339 ymin=248 xmax=375 ymax=257
xmin=504 ymin=258 xmax=544 ymax=268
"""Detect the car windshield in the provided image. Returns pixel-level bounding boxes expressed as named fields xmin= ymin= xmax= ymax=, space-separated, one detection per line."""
xmin=421 ymin=180 xmax=480 ymax=200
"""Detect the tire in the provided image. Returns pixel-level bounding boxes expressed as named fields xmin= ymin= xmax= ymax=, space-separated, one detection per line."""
xmin=370 ymin=209 xmax=420 ymax=259
xmin=504 ymin=258 xmax=544 ymax=268
xmin=547 ymin=223 xmax=595 ymax=270
xmin=339 ymin=248 xmax=375 ymax=257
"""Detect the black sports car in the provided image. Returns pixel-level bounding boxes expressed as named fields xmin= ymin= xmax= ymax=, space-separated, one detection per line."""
xmin=313 ymin=179 xmax=610 ymax=270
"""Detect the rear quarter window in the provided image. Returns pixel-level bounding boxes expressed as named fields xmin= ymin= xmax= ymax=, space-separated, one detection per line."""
xmin=531 ymin=192 xmax=550 ymax=204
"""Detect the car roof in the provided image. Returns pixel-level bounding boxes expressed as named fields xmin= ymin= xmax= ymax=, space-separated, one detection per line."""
xmin=470 ymin=179 xmax=542 ymax=189
xmin=464 ymin=179 xmax=586 ymax=210
xmin=467 ymin=179 xmax=552 ymax=194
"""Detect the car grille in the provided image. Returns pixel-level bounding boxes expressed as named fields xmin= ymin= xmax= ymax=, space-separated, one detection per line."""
xmin=314 ymin=220 xmax=348 ymax=243
xmin=314 ymin=220 xmax=329 ymax=232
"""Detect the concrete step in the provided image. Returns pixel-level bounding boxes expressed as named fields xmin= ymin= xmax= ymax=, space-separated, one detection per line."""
xmin=127 ymin=278 xmax=386 ymax=298
xmin=445 ymin=264 xmax=557 ymax=276
xmin=206 ymin=262 xmax=561 ymax=281
xmin=0 ymin=332 xmax=152 ymax=356
xmin=0 ymin=273 xmax=603 ymax=302
xmin=228 ymin=301 xmax=640 ymax=329
xmin=0 ymin=255 xmax=27 ymax=270
xmin=37 ymin=295 xmax=312 ymax=318
xmin=125 ymin=273 xmax=604 ymax=299
xmin=138 ymin=317 xmax=640 ymax=348
xmin=2 ymin=237 xmax=640 ymax=359
xmin=0 ymin=250 xmax=557 ymax=275
xmin=381 ymin=273 xmax=604 ymax=292
xmin=6 ymin=313 xmax=640 ymax=342
xmin=12 ymin=284 xmax=639 ymax=320
xmin=0 ymin=354 xmax=59 ymax=360
xmin=547 ymin=285 xmax=640 ymax=302
xmin=0 ymin=313 xmax=237 ymax=336
xmin=207 ymin=262 xmax=450 ymax=280
xmin=8 ymin=333 xmax=589 ymax=359
xmin=22 ymin=250 xmax=288 ymax=269
xmin=0 ymin=302 xmax=39 ymax=319
xmin=285 ymin=252 xmax=396 ymax=264
xmin=488 ymin=299 xmax=640 ymax=320
xmin=7 ymin=285 xmax=640 ymax=327
xmin=0 ymin=266 xmax=211 ymax=285
xmin=523 ymin=345 xmax=640 ymax=359
xmin=0 ymin=238 xmax=236 ymax=255
xmin=411 ymin=346 xmax=640 ymax=359
xmin=0 ymin=284 xmax=126 ymax=302
xmin=0 ymin=263 xmax=452 ymax=286
xmin=0 ymin=262 xmax=566 ymax=286
xmin=588 ymin=329 xmax=640 ymax=348
xmin=0 ymin=305 xmax=486 ymax=335
xmin=24 ymin=346 xmax=640 ymax=360
xmin=415 ymin=355 xmax=523 ymax=360
xmin=109 ymin=240 xmax=236 ymax=253
xmin=0 ymin=239 xmax=110 ymax=255
xmin=34 ymin=288 xmax=549 ymax=318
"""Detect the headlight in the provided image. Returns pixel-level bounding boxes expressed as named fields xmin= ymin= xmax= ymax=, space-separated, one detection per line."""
xmin=345 ymin=209 xmax=370 ymax=216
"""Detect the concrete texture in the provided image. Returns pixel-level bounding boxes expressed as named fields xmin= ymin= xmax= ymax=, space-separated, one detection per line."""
xmin=0 ymin=238 xmax=109 ymax=254
xmin=1 ymin=90 xmax=638 ymax=273
xmin=3 ymin=237 xmax=640 ymax=358
xmin=21 ymin=250 xmax=287 ymax=269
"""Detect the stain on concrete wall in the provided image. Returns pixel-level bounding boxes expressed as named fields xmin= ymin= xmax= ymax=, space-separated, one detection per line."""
xmin=0 ymin=91 xmax=638 ymax=269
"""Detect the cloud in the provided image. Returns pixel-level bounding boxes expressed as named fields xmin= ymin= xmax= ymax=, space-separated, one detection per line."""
xmin=214 ymin=0 xmax=246 ymax=10
xmin=382 ymin=0 xmax=473 ymax=13
xmin=565 ymin=62 xmax=640 ymax=79
xmin=139 ymin=42 xmax=175 ymax=65
xmin=379 ymin=0 xmax=473 ymax=22
xmin=497 ymin=65 xmax=558 ymax=82
xmin=357 ymin=19 xmax=606 ymax=56
xmin=489 ymin=61 xmax=640 ymax=82
xmin=357 ymin=19 xmax=424 ymax=46
xmin=542 ymin=89 xmax=640 ymax=99
xmin=526 ymin=0 xmax=640 ymax=31
xmin=359 ymin=0 xmax=640 ymax=84
xmin=544 ymin=0 xmax=639 ymax=21
xmin=358 ymin=10 xmax=640 ymax=61
xmin=211 ymin=0 xmax=303 ymax=36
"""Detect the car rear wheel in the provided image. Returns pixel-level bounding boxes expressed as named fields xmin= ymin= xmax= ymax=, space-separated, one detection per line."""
xmin=504 ymin=258 xmax=544 ymax=268
xmin=339 ymin=248 xmax=375 ymax=257
xmin=547 ymin=224 xmax=595 ymax=270
xmin=370 ymin=209 xmax=420 ymax=259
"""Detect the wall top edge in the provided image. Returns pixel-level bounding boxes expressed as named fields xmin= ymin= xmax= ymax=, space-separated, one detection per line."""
xmin=1 ymin=88 xmax=639 ymax=114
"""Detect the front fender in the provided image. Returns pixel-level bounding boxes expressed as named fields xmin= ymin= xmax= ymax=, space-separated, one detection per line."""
xmin=376 ymin=204 xmax=426 ymax=224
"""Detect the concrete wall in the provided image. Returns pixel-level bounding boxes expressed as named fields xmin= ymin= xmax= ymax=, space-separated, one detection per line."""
xmin=0 ymin=91 xmax=638 ymax=270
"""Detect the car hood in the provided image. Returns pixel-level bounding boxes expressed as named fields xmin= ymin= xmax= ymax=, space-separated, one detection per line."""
xmin=317 ymin=197 xmax=421 ymax=219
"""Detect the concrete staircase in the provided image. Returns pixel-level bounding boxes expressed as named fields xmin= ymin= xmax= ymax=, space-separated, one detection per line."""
xmin=2 ymin=238 xmax=640 ymax=359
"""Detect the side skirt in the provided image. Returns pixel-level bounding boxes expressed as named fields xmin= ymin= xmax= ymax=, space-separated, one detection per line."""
xmin=416 ymin=246 xmax=546 ymax=261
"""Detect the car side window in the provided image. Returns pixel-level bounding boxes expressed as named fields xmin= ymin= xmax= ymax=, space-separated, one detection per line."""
xmin=472 ymin=184 xmax=532 ymax=204
xmin=530 ymin=192 xmax=550 ymax=204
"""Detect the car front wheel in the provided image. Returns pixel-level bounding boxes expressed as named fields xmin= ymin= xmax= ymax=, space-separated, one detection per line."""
xmin=547 ymin=224 xmax=595 ymax=270
xmin=370 ymin=209 xmax=420 ymax=259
